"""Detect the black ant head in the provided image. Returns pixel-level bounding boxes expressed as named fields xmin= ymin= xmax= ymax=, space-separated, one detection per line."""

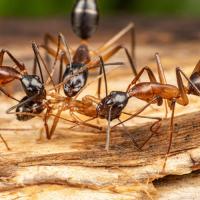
xmin=188 ymin=72 xmax=200 ymax=96
xmin=21 ymin=75 xmax=46 ymax=98
xmin=16 ymin=96 xmax=45 ymax=121
xmin=97 ymin=91 xmax=129 ymax=121
xmin=63 ymin=63 xmax=88 ymax=97
xmin=71 ymin=0 xmax=99 ymax=39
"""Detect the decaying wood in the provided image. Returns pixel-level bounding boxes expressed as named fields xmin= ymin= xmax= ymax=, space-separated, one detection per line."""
xmin=0 ymin=108 xmax=200 ymax=199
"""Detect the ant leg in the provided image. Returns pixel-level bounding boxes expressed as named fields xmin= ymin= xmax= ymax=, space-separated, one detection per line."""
xmin=44 ymin=33 xmax=74 ymax=55
xmin=49 ymin=104 xmax=65 ymax=139
xmin=155 ymin=53 xmax=169 ymax=117
xmin=139 ymin=118 xmax=162 ymax=149
xmin=112 ymin=97 xmax=158 ymax=129
xmin=105 ymin=106 xmax=112 ymax=151
xmin=175 ymin=68 xmax=189 ymax=106
xmin=70 ymin=111 xmax=102 ymax=130
xmin=97 ymin=56 xmax=108 ymax=99
xmin=118 ymin=118 xmax=141 ymax=150
xmin=44 ymin=33 xmax=72 ymax=85
xmin=176 ymin=67 xmax=200 ymax=96
xmin=163 ymin=99 xmax=176 ymax=171
xmin=58 ymin=52 xmax=65 ymax=84
xmin=44 ymin=33 xmax=56 ymax=71
xmin=96 ymin=23 xmax=136 ymax=65
xmin=0 ymin=49 xmax=26 ymax=72
xmin=0 ymin=87 xmax=19 ymax=102
xmin=122 ymin=111 xmax=162 ymax=148
xmin=126 ymin=66 xmax=157 ymax=92
xmin=69 ymin=117 xmax=96 ymax=130
xmin=90 ymin=45 xmax=137 ymax=76
xmin=32 ymin=55 xmax=37 ymax=75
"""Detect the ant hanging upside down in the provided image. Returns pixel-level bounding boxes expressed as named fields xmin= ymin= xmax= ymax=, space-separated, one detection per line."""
xmin=37 ymin=0 xmax=137 ymax=99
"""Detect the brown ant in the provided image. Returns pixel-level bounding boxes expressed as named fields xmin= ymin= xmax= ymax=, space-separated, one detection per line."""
xmin=38 ymin=0 xmax=137 ymax=99
xmin=55 ymin=54 xmax=200 ymax=161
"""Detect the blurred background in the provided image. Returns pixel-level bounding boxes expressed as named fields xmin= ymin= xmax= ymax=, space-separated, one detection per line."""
xmin=0 ymin=0 xmax=199 ymax=17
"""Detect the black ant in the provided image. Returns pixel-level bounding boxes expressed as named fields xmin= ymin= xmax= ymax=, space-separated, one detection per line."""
xmin=38 ymin=0 xmax=137 ymax=99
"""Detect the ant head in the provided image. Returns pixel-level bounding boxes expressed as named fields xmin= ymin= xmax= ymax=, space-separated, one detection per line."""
xmin=97 ymin=91 xmax=129 ymax=121
xmin=71 ymin=0 xmax=99 ymax=39
xmin=21 ymin=75 xmax=46 ymax=98
xmin=188 ymin=72 xmax=200 ymax=96
xmin=63 ymin=63 xmax=88 ymax=97
xmin=16 ymin=96 xmax=45 ymax=121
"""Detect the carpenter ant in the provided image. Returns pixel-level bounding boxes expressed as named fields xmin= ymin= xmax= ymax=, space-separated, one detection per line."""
xmin=6 ymin=45 xmax=123 ymax=140
xmin=38 ymin=0 xmax=137 ymax=99
xmin=110 ymin=55 xmax=200 ymax=169
xmin=60 ymin=54 xmax=200 ymax=162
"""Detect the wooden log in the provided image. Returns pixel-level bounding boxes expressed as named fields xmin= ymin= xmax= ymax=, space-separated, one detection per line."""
xmin=0 ymin=108 xmax=200 ymax=199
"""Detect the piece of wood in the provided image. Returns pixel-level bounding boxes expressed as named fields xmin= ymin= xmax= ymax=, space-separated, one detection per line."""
xmin=0 ymin=107 xmax=200 ymax=199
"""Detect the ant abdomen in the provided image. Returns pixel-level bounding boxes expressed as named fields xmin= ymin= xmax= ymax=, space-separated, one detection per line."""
xmin=71 ymin=0 xmax=99 ymax=40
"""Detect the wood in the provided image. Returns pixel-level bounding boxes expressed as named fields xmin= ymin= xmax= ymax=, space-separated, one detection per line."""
xmin=0 ymin=107 xmax=200 ymax=199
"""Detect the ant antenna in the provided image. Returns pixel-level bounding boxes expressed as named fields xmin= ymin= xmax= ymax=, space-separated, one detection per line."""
xmin=32 ymin=42 xmax=56 ymax=89
xmin=59 ymin=33 xmax=72 ymax=69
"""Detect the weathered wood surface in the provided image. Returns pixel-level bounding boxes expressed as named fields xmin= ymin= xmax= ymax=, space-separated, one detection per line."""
xmin=0 ymin=108 xmax=200 ymax=199
xmin=0 ymin=17 xmax=199 ymax=199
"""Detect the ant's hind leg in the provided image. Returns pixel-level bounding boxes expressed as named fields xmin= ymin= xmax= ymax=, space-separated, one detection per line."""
xmin=118 ymin=118 xmax=141 ymax=151
xmin=97 ymin=45 xmax=137 ymax=76
xmin=155 ymin=53 xmax=169 ymax=118
xmin=162 ymin=99 xmax=176 ymax=171
xmin=96 ymin=23 xmax=136 ymax=65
